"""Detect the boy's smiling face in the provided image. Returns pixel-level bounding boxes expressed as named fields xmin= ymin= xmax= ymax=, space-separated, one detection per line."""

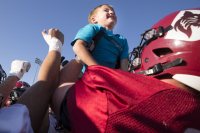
xmin=92 ymin=5 xmax=117 ymax=30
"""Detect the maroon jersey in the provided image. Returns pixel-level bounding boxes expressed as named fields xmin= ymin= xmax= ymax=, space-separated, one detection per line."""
xmin=63 ymin=65 xmax=200 ymax=133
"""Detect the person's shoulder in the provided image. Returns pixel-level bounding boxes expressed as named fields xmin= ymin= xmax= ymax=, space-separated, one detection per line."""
xmin=80 ymin=24 xmax=103 ymax=33
xmin=114 ymin=33 xmax=127 ymax=41
xmin=83 ymin=24 xmax=102 ymax=29
xmin=113 ymin=33 xmax=128 ymax=46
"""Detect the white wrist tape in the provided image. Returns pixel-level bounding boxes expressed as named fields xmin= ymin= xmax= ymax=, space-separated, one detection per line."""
xmin=42 ymin=31 xmax=62 ymax=53
xmin=9 ymin=60 xmax=31 ymax=79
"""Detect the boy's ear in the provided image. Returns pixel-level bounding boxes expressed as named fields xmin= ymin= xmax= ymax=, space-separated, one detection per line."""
xmin=91 ymin=16 xmax=97 ymax=24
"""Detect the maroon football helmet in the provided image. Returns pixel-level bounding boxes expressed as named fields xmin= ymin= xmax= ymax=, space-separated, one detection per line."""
xmin=129 ymin=8 xmax=200 ymax=90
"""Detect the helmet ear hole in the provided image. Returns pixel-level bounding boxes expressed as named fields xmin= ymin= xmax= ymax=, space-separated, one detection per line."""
xmin=153 ymin=48 xmax=173 ymax=57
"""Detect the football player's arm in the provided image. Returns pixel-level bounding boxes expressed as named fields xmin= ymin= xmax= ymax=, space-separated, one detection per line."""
xmin=0 ymin=60 xmax=30 ymax=107
xmin=17 ymin=28 xmax=63 ymax=132
xmin=73 ymin=39 xmax=98 ymax=66
xmin=0 ymin=76 xmax=18 ymax=107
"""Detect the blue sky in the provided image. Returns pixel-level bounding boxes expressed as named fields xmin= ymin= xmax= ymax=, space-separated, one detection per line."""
xmin=0 ymin=0 xmax=199 ymax=85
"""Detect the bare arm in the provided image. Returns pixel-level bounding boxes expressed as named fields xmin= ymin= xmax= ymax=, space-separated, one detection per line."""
xmin=17 ymin=28 xmax=64 ymax=132
xmin=73 ymin=39 xmax=98 ymax=66
xmin=0 ymin=60 xmax=30 ymax=107
xmin=120 ymin=58 xmax=128 ymax=72
xmin=0 ymin=76 xmax=18 ymax=107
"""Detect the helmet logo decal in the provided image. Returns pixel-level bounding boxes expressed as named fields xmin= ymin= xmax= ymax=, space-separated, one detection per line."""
xmin=174 ymin=11 xmax=200 ymax=38
xmin=165 ymin=10 xmax=200 ymax=41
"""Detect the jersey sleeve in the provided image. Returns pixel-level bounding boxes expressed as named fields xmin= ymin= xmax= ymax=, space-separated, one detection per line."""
xmin=71 ymin=24 xmax=101 ymax=46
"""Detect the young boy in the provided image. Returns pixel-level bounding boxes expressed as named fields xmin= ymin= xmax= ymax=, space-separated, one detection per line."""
xmin=72 ymin=4 xmax=129 ymax=71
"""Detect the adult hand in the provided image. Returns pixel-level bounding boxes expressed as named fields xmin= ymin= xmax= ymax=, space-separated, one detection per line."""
xmin=9 ymin=60 xmax=31 ymax=79
xmin=42 ymin=28 xmax=64 ymax=52
xmin=49 ymin=28 xmax=64 ymax=44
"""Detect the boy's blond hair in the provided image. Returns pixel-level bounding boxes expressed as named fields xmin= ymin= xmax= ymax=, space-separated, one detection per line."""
xmin=88 ymin=4 xmax=114 ymax=23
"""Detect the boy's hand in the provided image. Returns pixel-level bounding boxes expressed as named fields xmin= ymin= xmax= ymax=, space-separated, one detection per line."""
xmin=9 ymin=60 xmax=31 ymax=80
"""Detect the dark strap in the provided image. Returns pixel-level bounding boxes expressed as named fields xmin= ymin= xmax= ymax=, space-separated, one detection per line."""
xmin=93 ymin=29 xmax=105 ymax=45
xmin=84 ymin=29 xmax=123 ymax=69
xmin=102 ymin=34 xmax=123 ymax=52
xmin=93 ymin=29 xmax=123 ymax=53
xmin=137 ymin=58 xmax=183 ymax=75
xmin=93 ymin=29 xmax=123 ymax=69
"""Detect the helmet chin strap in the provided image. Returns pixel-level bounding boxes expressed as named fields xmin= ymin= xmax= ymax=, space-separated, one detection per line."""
xmin=173 ymin=74 xmax=200 ymax=91
xmin=137 ymin=58 xmax=183 ymax=75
